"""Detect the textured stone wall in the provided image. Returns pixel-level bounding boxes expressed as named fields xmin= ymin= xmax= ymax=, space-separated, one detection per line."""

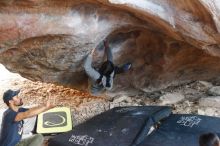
xmin=1 ymin=0 xmax=220 ymax=95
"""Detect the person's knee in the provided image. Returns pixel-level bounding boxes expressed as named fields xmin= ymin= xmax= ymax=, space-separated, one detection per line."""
xmin=38 ymin=134 xmax=44 ymax=141
xmin=34 ymin=134 xmax=44 ymax=143
xmin=199 ymin=133 xmax=220 ymax=146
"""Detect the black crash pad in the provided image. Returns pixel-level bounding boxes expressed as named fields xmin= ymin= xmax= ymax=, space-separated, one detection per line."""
xmin=138 ymin=114 xmax=220 ymax=146
xmin=48 ymin=106 xmax=171 ymax=146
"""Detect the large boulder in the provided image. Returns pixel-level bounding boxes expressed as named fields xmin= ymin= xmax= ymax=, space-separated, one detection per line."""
xmin=1 ymin=0 xmax=220 ymax=95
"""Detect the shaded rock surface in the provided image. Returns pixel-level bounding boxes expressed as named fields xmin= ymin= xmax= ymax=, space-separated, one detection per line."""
xmin=1 ymin=0 xmax=220 ymax=95
xmin=159 ymin=92 xmax=185 ymax=105
xmin=199 ymin=96 xmax=220 ymax=108
xmin=207 ymin=86 xmax=220 ymax=96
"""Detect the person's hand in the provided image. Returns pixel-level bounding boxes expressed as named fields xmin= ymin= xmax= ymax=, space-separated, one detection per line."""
xmin=45 ymin=100 xmax=56 ymax=110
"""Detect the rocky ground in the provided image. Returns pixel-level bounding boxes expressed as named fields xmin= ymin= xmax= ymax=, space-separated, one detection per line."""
xmin=1 ymin=63 xmax=220 ymax=126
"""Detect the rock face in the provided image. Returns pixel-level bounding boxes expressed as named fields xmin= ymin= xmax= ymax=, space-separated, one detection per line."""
xmin=1 ymin=0 xmax=220 ymax=95
xmin=199 ymin=96 xmax=220 ymax=108
xmin=159 ymin=92 xmax=185 ymax=105
xmin=207 ymin=86 xmax=220 ymax=96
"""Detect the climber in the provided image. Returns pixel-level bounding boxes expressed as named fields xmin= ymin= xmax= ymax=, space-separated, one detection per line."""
xmin=84 ymin=39 xmax=132 ymax=95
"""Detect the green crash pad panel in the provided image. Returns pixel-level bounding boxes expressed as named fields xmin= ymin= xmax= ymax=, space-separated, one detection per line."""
xmin=37 ymin=107 xmax=72 ymax=134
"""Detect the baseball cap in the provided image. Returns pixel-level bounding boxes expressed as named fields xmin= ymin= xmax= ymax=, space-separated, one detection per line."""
xmin=3 ymin=89 xmax=20 ymax=104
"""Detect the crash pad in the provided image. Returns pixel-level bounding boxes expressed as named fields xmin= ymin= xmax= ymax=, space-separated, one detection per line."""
xmin=48 ymin=106 xmax=172 ymax=146
xmin=37 ymin=107 xmax=72 ymax=134
xmin=138 ymin=114 xmax=220 ymax=146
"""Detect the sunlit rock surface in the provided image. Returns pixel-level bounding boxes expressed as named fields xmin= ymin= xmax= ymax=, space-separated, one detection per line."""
xmin=1 ymin=0 xmax=220 ymax=95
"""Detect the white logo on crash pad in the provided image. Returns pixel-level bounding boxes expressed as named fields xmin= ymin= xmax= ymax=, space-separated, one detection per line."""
xmin=44 ymin=114 xmax=66 ymax=127
xmin=69 ymin=135 xmax=94 ymax=146
xmin=177 ymin=116 xmax=202 ymax=127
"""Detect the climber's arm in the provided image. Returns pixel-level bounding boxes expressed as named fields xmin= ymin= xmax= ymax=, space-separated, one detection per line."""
xmin=84 ymin=49 xmax=100 ymax=81
xmin=104 ymin=40 xmax=113 ymax=62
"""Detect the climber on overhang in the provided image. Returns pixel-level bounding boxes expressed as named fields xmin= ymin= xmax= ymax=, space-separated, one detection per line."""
xmin=84 ymin=39 xmax=132 ymax=95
